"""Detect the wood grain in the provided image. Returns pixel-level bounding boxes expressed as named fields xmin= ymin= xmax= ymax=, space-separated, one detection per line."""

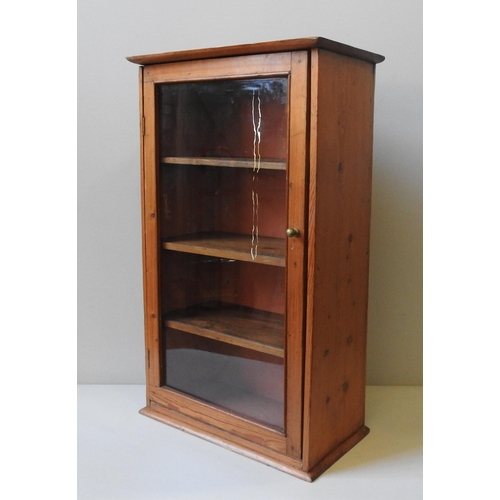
xmin=303 ymin=49 xmax=375 ymax=470
xmin=284 ymin=51 xmax=309 ymax=459
xmin=127 ymin=37 xmax=385 ymax=66
xmin=164 ymin=303 xmax=285 ymax=357
xmin=142 ymin=80 xmax=162 ymax=387
xmin=165 ymin=327 xmax=283 ymax=365
xmin=142 ymin=53 xmax=291 ymax=84
xmin=161 ymin=157 xmax=286 ymax=170
xmin=303 ymin=425 xmax=370 ymax=480
xmin=138 ymin=66 xmax=151 ymax=404
xmin=163 ymin=232 xmax=285 ymax=267
xmin=140 ymin=403 xmax=307 ymax=475
xmin=134 ymin=39 xmax=382 ymax=480
xmin=139 ymin=50 xmax=296 ymax=463
xmin=149 ymin=386 xmax=287 ymax=453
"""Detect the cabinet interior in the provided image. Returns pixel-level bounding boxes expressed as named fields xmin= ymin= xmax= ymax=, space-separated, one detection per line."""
xmin=157 ymin=77 xmax=288 ymax=429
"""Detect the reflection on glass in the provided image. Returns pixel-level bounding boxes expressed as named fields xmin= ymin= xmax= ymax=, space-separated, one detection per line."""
xmin=158 ymin=78 xmax=288 ymax=430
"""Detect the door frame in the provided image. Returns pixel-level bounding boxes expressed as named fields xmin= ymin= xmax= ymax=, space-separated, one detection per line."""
xmin=140 ymin=51 xmax=309 ymax=459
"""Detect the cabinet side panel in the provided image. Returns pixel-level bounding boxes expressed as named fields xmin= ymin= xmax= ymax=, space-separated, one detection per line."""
xmin=303 ymin=49 xmax=375 ymax=470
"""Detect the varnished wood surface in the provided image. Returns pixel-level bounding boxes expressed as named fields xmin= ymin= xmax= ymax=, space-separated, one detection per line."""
xmin=161 ymin=156 xmax=286 ymax=170
xmin=135 ymin=41 xmax=382 ymax=480
xmin=162 ymin=232 xmax=285 ymax=267
xmin=303 ymin=49 xmax=375 ymax=470
xmin=284 ymin=50 xmax=309 ymax=459
xmin=304 ymin=426 xmax=370 ymax=481
xmin=142 ymin=52 xmax=291 ymax=84
xmin=139 ymin=404 xmax=369 ymax=482
xmin=149 ymin=387 xmax=288 ymax=453
xmin=138 ymin=66 xmax=150 ymax=404
xmin=164 ymin=303 xmax=285 ymax=357
xmin=140 ymin=403 xmax=306 ymax=474
xmin=127 ymin=37 xmax=385 ymax=66
xmin=139 ymin=52 xmax=298 ymax=468
xmin=142 ymin=80 xmax=162 ymax=388
xmin=165 ymin=327 xmax=284 ymax=365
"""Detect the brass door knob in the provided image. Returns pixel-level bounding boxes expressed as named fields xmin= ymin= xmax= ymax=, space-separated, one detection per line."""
xmin=286 ymin=228 xmax=300 ymax=238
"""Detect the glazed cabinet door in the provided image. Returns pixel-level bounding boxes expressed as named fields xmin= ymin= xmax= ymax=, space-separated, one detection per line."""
xmin=140 ymin=52 xmax=308 ymax=459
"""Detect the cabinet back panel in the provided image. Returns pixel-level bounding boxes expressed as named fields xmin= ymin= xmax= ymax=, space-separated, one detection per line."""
xmin=158 ymin=78 xmax=288 ymax=160
xmin=216 ymin=168 xmax=286 ymax=238
xmin=161 ymin=255 xmax=284 ymax=315
xmin=160 ymin=165 xmax=286 ymax=239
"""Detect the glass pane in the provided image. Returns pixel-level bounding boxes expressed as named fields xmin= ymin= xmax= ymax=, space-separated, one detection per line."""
xmin=158 ymin=78 xmax=288 ymax=430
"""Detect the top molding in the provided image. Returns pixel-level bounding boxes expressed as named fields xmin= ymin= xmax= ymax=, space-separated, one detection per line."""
xmin=127 ymin=37 xmax=385 ymax=66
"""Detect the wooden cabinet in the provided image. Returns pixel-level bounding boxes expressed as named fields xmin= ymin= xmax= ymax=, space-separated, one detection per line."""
xmin=127 ymin=37 xmax=384 ymax=481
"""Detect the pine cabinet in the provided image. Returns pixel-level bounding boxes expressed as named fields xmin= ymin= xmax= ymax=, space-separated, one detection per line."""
xmin=127 ymin=37 xmax=384 ymax=481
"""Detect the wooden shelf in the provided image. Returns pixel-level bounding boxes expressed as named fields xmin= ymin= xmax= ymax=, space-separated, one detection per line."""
xmin=165 ymin=304 xmax=285 ymax=358
xmin=161 ymin=156 xmax=286 ymax=171
xmin=162 ymin=232 xmax=285 ymax=267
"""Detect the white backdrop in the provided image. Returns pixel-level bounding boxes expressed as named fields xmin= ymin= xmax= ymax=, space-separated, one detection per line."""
xmin=77 ymin=0 xmax=422 ymax=385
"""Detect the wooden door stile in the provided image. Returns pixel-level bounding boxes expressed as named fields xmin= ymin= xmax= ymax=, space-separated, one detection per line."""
xmin=138 ymin=66 xmax=151 ymax=404
xmin=142 ymin=80 xmax=162 ymax=390
xmin=283 ymin=50 xmax=309 ymax=459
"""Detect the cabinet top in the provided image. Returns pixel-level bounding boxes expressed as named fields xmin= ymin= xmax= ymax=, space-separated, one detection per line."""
xmin=126 ymin=37 xmax=385 ymax=66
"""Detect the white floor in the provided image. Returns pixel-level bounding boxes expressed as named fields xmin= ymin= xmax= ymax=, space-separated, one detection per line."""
xmin=78 ymin=385 xmax=422 ymax=499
